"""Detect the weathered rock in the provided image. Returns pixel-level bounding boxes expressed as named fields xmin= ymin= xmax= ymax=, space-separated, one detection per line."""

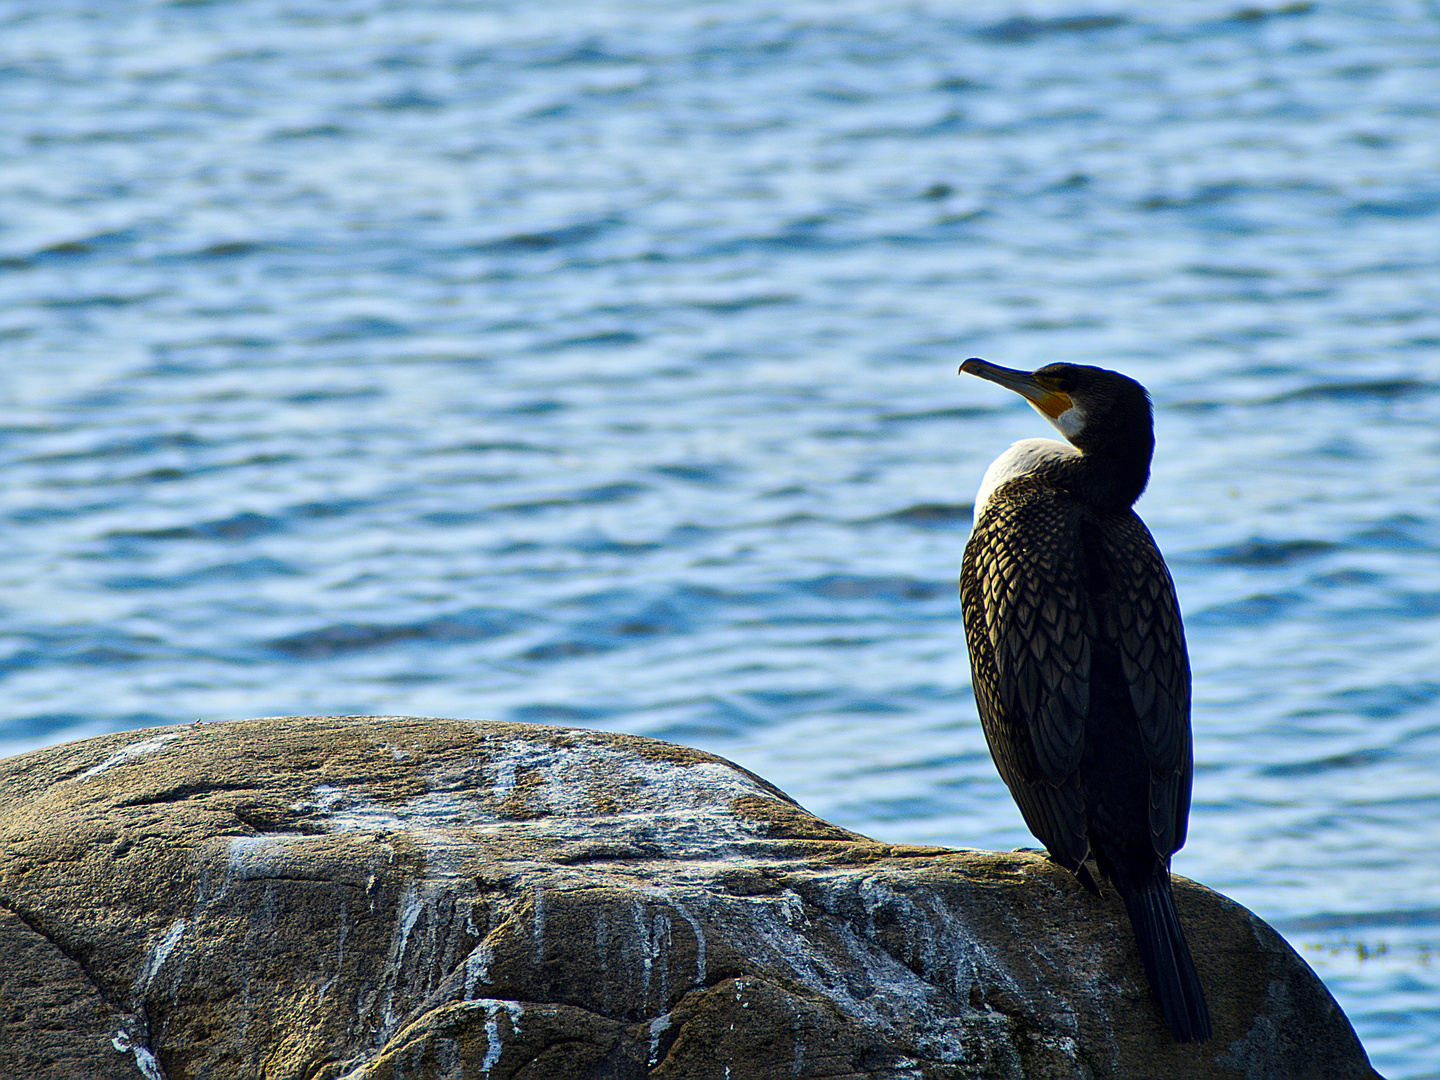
xmin=0 ymin=716 xmax=1377 ymax=1080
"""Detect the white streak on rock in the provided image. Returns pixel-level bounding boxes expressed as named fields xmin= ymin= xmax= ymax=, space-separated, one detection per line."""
xmin=531 ymin=884 xmax=546 ymax=964
xmin=479 ymin=1000 xmax=523 ymax=1075
xmin=110 ymin=1029 xmax=165 ymax=1080
xmin=78 ymin=734 xmax=182 ymax=781
xmin=132 ymin=919 xmax=186 ymax=999
xmin=648 ymin=1011 xmax=671 ymax=1066
xmin=657 ymin=890 xmax=707 ymax=986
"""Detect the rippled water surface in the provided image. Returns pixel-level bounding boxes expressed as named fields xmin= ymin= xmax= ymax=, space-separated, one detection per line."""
xmin=3 ymin=0 xmax=1439 ymax=1072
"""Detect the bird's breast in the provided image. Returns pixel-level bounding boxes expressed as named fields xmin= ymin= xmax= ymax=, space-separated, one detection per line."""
xmin=972 ymin=438 xmax=1079 ymax=524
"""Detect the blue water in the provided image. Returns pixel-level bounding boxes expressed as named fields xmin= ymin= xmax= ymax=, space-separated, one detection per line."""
xmin=2 ymin=0 xmax=1438 ymax=1071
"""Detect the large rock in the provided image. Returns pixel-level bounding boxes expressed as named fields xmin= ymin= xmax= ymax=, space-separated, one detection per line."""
xmin=0 ymin=716 xmax=1377 ymax=1079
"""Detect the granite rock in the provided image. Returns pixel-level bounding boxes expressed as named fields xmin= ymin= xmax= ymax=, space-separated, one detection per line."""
xmin=0 ymin=716 xmax=1379 ymax=1079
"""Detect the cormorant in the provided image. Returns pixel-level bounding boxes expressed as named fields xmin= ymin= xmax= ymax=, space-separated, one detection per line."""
xmin=957 ymin=358 xmax=1211 ymax=1043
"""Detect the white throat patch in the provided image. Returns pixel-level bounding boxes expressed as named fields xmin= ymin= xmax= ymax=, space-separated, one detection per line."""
xmin=1032 ymin=400 xmax=1085 ymax=441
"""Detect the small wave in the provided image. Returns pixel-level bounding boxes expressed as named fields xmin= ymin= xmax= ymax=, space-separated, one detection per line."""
xmin=797 ymin=575 xmax=947 ymax=601
xmin=1279 ymin=906 xmax=1440 ymax=933
xmin=490 ymin=482 xmax=650 ymax=516
xmin=1260 ymin=748 xmax=1391 ymax=777
xmin=304 ymin=316 xmax=410 ymax=343
xmin=975 ymin=14 xmax=1127 ymax=44
xmin=1206 ymin=537 xmax=1336 ymax=566
xmin=108 ymin=510 xmax=283 ymax=542
xmin=865 ymin=503 xmax=972 ymax=528
xmin=686 ymin=294 xmax=797 ymax=315
xmin=879 ymin=406 xmax=989 ymax=423
xmin=1328 ymin=682 xmax=1440 ymax=721
xmin=1189 ymin=591 xmax=1301 ymax=627
xmin=23 ymin=432 xmax=203 ymax=465
xmin=464 ymin=217 xmax=618 ymax=254
xmin=264 ymin=607 xmax=535 ymax=658
xmin=651 ymin=463 xmax=732 ymax=485
xmin=1266 ymin=379 xmax=1431 ymax=404
xmin=532 ymin=329 xmax=642 ymax=352
xmin=103 ymin=557 xmax=301 ymax=592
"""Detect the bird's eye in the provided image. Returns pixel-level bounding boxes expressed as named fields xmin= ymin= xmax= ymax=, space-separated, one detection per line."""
xmin=1051 ymin=376 xmax=1073 ymax=393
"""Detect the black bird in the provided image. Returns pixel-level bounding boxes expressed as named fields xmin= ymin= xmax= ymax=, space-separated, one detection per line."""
xmin=957 ymin=358 xmax=1211 ymax=1043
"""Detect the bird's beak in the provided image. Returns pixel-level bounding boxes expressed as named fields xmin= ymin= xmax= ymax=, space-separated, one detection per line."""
xmin=959 ymin=358 xmax=1073 ymax=420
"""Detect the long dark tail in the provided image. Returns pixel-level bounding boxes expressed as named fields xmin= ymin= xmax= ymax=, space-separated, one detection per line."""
xmin=1117 ymin=866 xmax=1212 ymax=1043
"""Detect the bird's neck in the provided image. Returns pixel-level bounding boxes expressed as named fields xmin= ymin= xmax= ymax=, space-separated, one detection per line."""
xmin=1063 ymin=445 xmax=1151 ymax=513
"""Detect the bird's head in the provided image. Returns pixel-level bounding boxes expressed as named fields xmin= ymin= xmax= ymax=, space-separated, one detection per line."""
xmin=958 ymin=358 xmax=1152 ymax=460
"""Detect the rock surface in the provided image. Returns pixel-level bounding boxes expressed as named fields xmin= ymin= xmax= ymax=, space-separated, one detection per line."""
xmin=0 ymin=715 xmax=1378 ymax=1080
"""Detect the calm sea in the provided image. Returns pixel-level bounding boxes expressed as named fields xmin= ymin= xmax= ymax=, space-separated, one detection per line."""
xmin=2 ymin=0 xmax=1438 ymax=1072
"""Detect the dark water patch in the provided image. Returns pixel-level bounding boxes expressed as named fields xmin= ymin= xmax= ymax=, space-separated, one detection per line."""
xmin=465 ymin=218 xmax=616 ymax=254
xmin=7 ymin=500 xmax=124 ymax=525
xmin=0 ymin=628 xmax=171 ymax=675
xmin=1266 ymin=379 xmax=1430 ymax=404
xmin=269 ymin=123 xmax=350 ymax=140
xmin=420 ymin=509 xmax=489 ymax=527
xmin=264 ymin=607 xmax=535 ymax=658
xmin=1260 ymin=748 xmax=1392 ymax=778
xmin=1189 ymin=591 xmax=1301 ymax=627
xmin=103 ymin=556 xmax=301 ymax=591
xmin=832 ymin=697 xmax=909 ymax=714
xmin=519 ymin=587 xmax=746 ymax=663
xmin=1309 ymin=568 xmax=1383 ymax=589
xmin=651 ymin=462 xmax=732 ymax=485
xmin=759 ymin=512 xmax=828 ymax=528
xmin=0 ymin=712 xmax=87 ymax=741
xmin=533 ymin=329 xmax=642 ymax=352
xmin=879 ymin=406 xmax=989 ymax=423
xmin=285 ymin=385 xmax=384 ymax=405
xmin=519 ymin=638 xmax=612 ymax=662
xmin=1327 ymin=682 xmax=1440 ymax=721
xmin=567 ymin=534 xmax=662 ymax=557
xmin=807 ymin=636 xmax=882 ymax=648
xmin=305 ymin=316 xmax=410 ymax=343
xmin=373 ymin=88 xmax=445 ymax=111
xmin=1388 ymin=591 xmax=1440 ymax=619
xmin=521 ymin=36 xmax=648 ymax=69
xmin=1345 ymin=192 xmax=1440 ymax=220
xmin=0 ymin=712 xmax=170 ymax=744
xmin=1224 ymin=3 xmax=1315 ymax=23
xmin=1186 ymin=264 xmax=1277 ymax=280
xmin=1206 ymin=537 xmax=1336 ymax=567
xmin=38 ymin=291 xmax=166 ymax=310
xmin=865 ymin=503 xmax=972 ymax=528
xmin=22 ymin=432 xmax=203 ymax=465
xmin=1139 ymin=182 xmax=1252 ymax=211
xmin=687 ymin=293 xmax=796 ymax=315
xmin=150 ymin=335 xmax=279 ymax=359
xmin=107 ymin=510 xmax=284 ymax=543
xmin=291 ymin=499 xmax=366 ymax=520
xmin=504 ymin=400 xmax=566 ymax=417
xmin=491 ymin=481 xmax=649 ymax=516
xmin=1279 ymin=906 xmax=1440 ymax=934
xmin=187 ymin=240 xmax=267 ymax=260
xmin=797 ymin=575 xmax=947 ymax=602
xmin=975 ymin=14 xmax=1127 ymax=43
xmin=439 ymin=441 xmax=559 ymax=455
xmin=1352 ymin=516 xmax=1430 ymax=551
xmin=27 ymin=229 xmax=140 ymax=264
